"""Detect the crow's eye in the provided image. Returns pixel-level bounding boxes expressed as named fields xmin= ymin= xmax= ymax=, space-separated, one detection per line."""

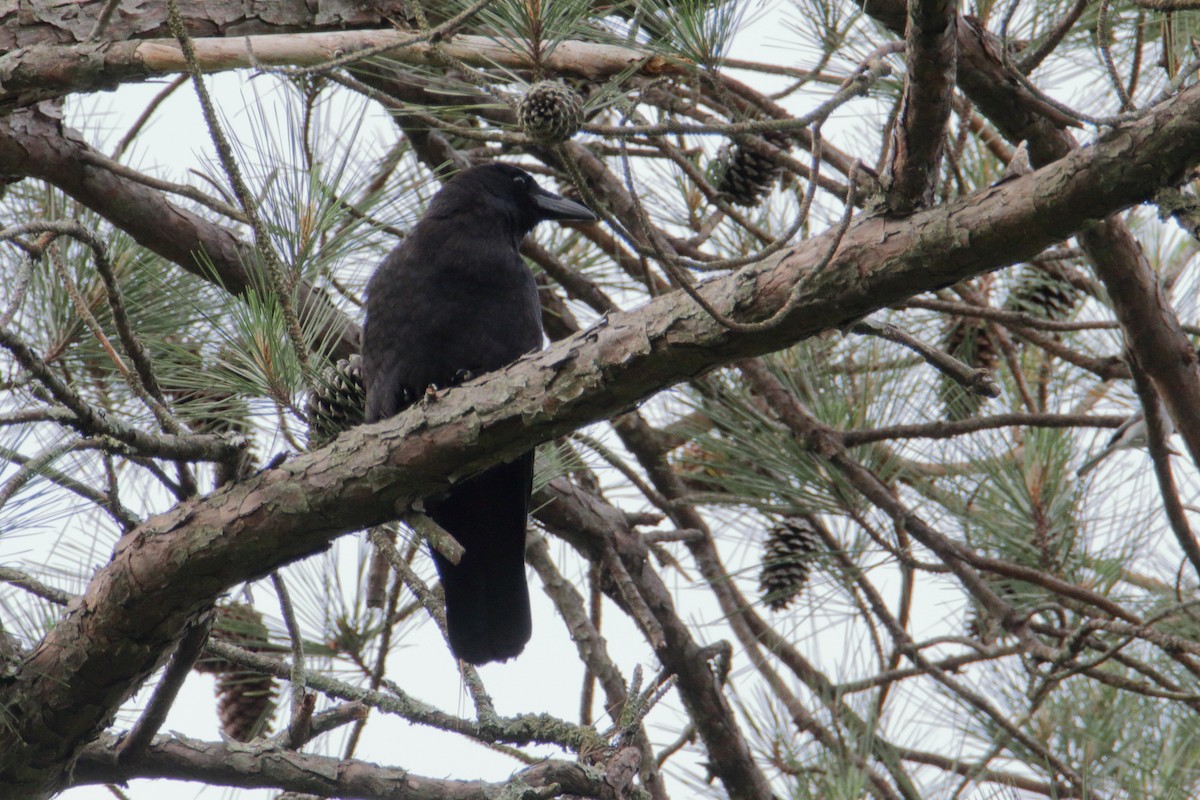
xmin=513 ymin=175 xmax=528 ymax=189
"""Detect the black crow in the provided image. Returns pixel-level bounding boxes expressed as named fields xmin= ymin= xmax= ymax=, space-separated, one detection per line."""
xmin=363 ymin=163 xmax=596 ymax=665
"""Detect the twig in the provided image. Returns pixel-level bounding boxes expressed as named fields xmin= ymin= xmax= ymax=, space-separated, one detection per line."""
xmin=0 ymin=252 xmax=36 ymax=329
xmin=584 ymin=57 xmax=891 ymax=137
xmin=281 ymin=702 xmax=370 ymax=749
xmin=87 ymin=0 xmax=123 ymax=41
xmin=0 ymin=566 xmax=72 ymax=605
xmin=271 ymin=572 xmax=312 ymax=747
xmin=902 ymin=296 xmax=1123 ymax=333
xmin=1129 ymin=357 xmax=1200 ymax=579
xmin=343 ymin=561 xmax=404 ymax=759
xmin=0 ymin=438 xmax=94 ymax=517
xmin=602 ymin=546 xmax=666 ymax=652
xmin=841 ymin=412 xmax=1126 ymax=446
xmin=41 ymin=228 xmax=185 ymax=436
xmin=1097 ymin=0 xmax=1135 ymax=111
xmin=366 ymin=527 xmax=497 ymax=725
xmin=401 ymin=511 xmax=464 ymax=565
xmin=80 ymin=150 xmax=246 ymax=221
xmin=110 ymin=75 xmax=190 ymax=160
xmin=850 ymin=319 xmax=1000 ymax=398
xmin=0 ymin=324 xmax=246 ymax=462
xmin=570 ymin=431 xmax=672 ymax=515
xmin=116 ymin=610 xmax=214 ymax=765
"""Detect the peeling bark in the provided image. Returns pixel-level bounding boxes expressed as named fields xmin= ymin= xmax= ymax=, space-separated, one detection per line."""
xmin=0 ymin=0 xmax=422 ymax=49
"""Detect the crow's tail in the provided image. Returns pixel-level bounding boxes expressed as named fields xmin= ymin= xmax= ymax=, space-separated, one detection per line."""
xmin=427 ymin=452 xmax=533 ymax=665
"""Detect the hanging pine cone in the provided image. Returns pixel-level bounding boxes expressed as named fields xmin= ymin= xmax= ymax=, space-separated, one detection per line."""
xmin=713 ymin=130 xmax=792 ymax=208
xmin=305 ymin=354 xmax=366 ymax=448
xmin=939 ymin=276 xmax=999 ymax=421
xmin=216 ymin=669 xmax=277 ymax=742
xmin=517 ymin=81 xmax=584 ymax=144
xmin=1004 ymin=264 xmax=1080 ymax=321
xmin=195 ymin=603 xmax=278 ymax=742
xmin=759 ymin=517 xmax=821 ymax=611
xmin=939 ymin=316 xmax=999 ymax=420
xmin=942 ymin=316 xmax=999 ymax=372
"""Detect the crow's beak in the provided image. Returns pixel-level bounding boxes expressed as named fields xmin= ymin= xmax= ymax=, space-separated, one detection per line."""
xmin=532 ymin=186 xmax=597 ymax=222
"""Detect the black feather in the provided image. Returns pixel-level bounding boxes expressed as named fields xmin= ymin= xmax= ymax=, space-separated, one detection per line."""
xmin=362 ymin=163 xmax=594 ymax=664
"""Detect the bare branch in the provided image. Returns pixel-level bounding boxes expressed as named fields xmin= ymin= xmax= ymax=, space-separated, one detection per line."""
xmin=883 ymin=0 xmax=957 ymax=212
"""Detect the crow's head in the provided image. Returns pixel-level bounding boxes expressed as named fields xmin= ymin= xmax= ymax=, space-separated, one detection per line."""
xmin=426 ymin=163 xmax=596 ymax=238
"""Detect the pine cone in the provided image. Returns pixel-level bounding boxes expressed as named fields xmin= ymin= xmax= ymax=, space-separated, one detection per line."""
xmin=940 ymin=279 xmax=999 ymax=420
xmin=942 ymin=316 xmax=999 ymax=371
xmin=759 ymin=517 xmax=821 ymax=611
xmin=195 ymin=603 xmax=278 ymax=742
xmin=195 ymin=602 xmax=270 ymax=673
xmin=714 ymin=130 xmax=792 ymax=207
xmin=305 ymin=354 xmax=366 ymax=448
xmin=217 ymin=670 xmax=276 ymax=742
xmin=517 ymin=81 xmax=584 ymax=144
xmin=1005 ymin=265 xmax=1079 ymax=321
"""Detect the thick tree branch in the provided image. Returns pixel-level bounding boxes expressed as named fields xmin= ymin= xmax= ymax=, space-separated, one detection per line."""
xmin=1078 ymin=218 xmax=1200 ymax=471
xmin=74 ymin=732 xmax=619 ymax=799
xmin=5 ymin=81 xmax=1200 ymax=798
xmin=0 ymin=31 xmax=677 ymax=110
xmin=0 ymin=1 xmax=422 ymax=49
xmin=883 ymin=0 xmax=957 ymax=212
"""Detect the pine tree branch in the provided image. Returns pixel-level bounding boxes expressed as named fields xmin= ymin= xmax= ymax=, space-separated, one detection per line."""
xmin=0 ymin=1 xmax=423 ymax=50
xmin=74 ymin=731 xmax=621 ymax=799
xmin=882 ymin=0 xmax=957 ymax=212
xmin=533 ymin=476 xmax=770 ymax=800
xmin=841 ymin=412 xmax=1128 ymax=445
xmin=734 ymin=360 xmax=1094 ymax=793
xmin=526 ymin=533 xmax=669 ymax=800
xmin=864 ymin=0 xmax=1200 ymax=479
xmin=1129 ymin=354 xmax=1200 ymax=579
xmin=0 ymin=30 xmax=677 ymax=110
